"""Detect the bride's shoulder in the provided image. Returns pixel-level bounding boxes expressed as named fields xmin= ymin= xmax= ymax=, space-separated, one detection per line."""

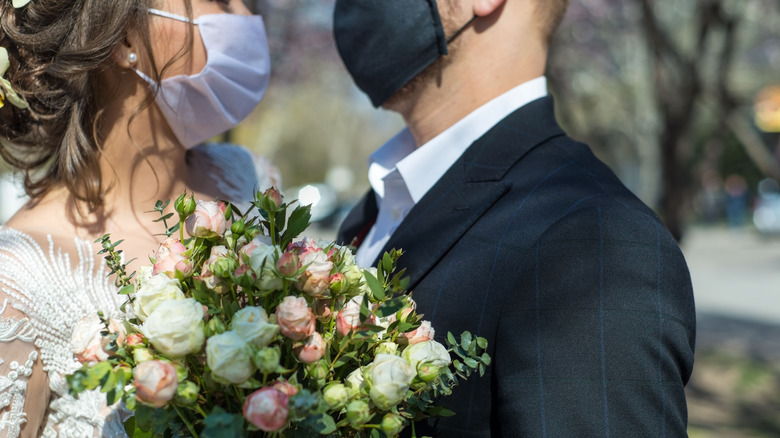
xmin=187 ymin=143 xmax=281 ymax=205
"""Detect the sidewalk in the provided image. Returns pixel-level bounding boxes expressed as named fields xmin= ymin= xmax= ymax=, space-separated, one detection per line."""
xmin=681 ymin=226 xmax=780 ymax=325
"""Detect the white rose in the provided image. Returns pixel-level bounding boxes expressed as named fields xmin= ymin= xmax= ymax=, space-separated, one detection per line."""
xmin=133 ymin=274 xmax=185 ymax=322
xmin=401 ymin=340 xmax=451 ymax=372
xmin=345 ymin=367 xmax=366 ymax=399
xmin=247 ymin=235 xmax=277 ymax=271
xmin=71 ymin=314 xmax=109 ymax=364
xmin=135 ymin=265 xmax=155 ymax=291
xmin=231 ymin=307 xmax=279 ymax=348
xmin=142 ymin=298 xmax=205 ymax=358
xmin=206 ymin=331 xmax=255 ymax=384
xmin=367 ymin=354 xmax=415 ymax=411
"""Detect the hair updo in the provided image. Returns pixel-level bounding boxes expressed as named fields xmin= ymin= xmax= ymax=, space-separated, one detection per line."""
xmin=0 ymin=0 xmax=180 ymax=212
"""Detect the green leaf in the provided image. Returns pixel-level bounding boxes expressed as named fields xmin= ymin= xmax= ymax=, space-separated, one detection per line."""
xmin=476 ymin=337 xmax=488 ymax=350
xmin=460 ymin=331 xmax=473 ymax=351
xmin=426 ymin=405 xmax=456 ymax=417
xmin=463 ymin=357 xmax=479 ymax=369
xmin=202 ymin=407 xmax=246 ymax=438
xmin=381 ymin=252 xmax=394 ymax=278
xmin=118 ymin=285 xmax=134 ymax=295
xmin=359 ymin=292 xmax=371 ymax=324
xmin=374 ymin=297 xmax=406 ymax=317
xmin=281 ymin=205 xmax=311 ymax=245
xmin=447 ymin=332 xmax=458 ymax=347
xmin=313 ymin=413 xmax=337 ymax=435
xmin=481 ymin=353 xmax=492 ymax=366
xmin=363 ymin=270 xmax=386 ymax=301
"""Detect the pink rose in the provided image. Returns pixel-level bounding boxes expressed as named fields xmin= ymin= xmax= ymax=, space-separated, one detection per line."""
xmin=133 ymin=360 xmax=178 ymax=408
xmin=185 ymin=200 xmax=227 ymax=238
xmin=243 ymin=387 xmax=289 ymax=432
xmin=275 ymin=296 xmax=315 ymax=341
xmin=402 ymin=320 xmax=435 ymax=345
xmin=295 ymin=331 xmax=326 ymax=364
xmin=295 ymin=244 xmax=333 ymax=296
xmin=152 ymin=237 xmax=193 ymax=278
xmin=336 ymin=295 xmax=372 ymax=336
xmin=276 ymin=251 xmax=299 ymax=277
xmin=126 ymin=333 xmax=145 ymax=348
xmin=197 ymin=245 xmax=228 ymax=293
xmin=71 ymin=315 xmax=126 ymax=365
xmin=328 ymin=272 xmax=347 ymax=295
xmin=272 ymin=380 xmax=299 ymax=397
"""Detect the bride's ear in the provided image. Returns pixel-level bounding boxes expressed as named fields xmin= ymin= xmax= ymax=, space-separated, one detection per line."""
xmin=112 ymin=36 xmax=138 ymax=69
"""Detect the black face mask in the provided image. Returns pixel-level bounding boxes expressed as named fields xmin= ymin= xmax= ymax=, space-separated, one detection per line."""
xmin=333 ymin=0 xmax=475 ymax=107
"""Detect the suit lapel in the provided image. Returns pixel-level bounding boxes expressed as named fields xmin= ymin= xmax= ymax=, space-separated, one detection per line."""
xmin=377 ymin=96 xmax=565 ymax=290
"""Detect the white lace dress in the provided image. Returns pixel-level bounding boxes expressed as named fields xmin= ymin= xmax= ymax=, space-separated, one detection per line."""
xmin=0 ymin=144 xmax=279 ymax=437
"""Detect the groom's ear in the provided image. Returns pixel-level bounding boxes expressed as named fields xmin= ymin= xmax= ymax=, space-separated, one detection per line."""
xmin=473 ymin=0 xmax=505 ymax=17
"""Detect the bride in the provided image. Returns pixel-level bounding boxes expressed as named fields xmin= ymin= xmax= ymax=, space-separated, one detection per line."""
xmin=0 ymin=0 xmax=277 ymax=436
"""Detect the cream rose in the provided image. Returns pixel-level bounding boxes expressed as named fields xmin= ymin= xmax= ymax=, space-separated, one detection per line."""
xmin=402 ymin=320 xmax=435 ymax=345
xmin=275 ymin=296 xmax=315 ymax=341
xmin=142 ymin=298 xmax=205 ymax=358
xmin=206 ymin=331 xmax=255 ymax=384
xmin=185 ymin=200 xmax=227 ymax=238
xmin=71 ymin=314 xmax=125 ymax=365
xmin=134 ymin=360 xmax=178 ymax=408
xmin=231 ymin=307 xmax=279 ymax=348
xmin=401 ymin=340 xmax=451 ymax=373
xmin=133 ymin=274 xmax=185 ymax=322
xmin=367 ymin=354 xmax=415 ymax=410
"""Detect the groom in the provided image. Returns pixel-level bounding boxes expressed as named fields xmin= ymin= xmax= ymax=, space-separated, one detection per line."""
xmin=334 ymin=0 xmax=696 ymax=436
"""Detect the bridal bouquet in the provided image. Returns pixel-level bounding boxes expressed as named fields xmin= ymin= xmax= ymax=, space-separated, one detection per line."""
xmin=67 ymin=189 xmax=490 ymax=437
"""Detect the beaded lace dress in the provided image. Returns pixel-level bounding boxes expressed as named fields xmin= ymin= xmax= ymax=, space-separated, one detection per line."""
xmin=0 ymin=145 xmax=279 ymax=437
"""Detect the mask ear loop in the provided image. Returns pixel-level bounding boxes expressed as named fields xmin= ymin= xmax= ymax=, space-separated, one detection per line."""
xmin=446 ymin=15 xmax=477 ymax=44
xmin=147 ymin=8 xmax=194 ymax=23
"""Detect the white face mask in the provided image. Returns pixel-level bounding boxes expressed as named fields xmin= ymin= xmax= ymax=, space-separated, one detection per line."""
xmin=136 ymin=9 xmax=271 ymax=149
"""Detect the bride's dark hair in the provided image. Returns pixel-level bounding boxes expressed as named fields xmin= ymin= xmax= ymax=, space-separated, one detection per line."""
xmin=0 ymin=0 xmax=192 ymax=213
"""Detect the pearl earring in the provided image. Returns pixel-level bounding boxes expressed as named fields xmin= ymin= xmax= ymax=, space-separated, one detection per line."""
xmin=127 ymin=53 xmax=138 ymax=65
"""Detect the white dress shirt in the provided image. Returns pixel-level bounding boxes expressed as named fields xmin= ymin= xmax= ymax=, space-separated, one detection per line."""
xmin=355 ymin=77 xmax=548 ymax=267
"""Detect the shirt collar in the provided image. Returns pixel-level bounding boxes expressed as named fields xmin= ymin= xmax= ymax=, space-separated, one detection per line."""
xmin=368 ymin=76 xmax=548 ymax=203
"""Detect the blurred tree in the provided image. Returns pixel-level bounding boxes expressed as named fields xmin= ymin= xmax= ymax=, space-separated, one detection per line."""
xmin=549 ymin=0 xmax=780 ymax=240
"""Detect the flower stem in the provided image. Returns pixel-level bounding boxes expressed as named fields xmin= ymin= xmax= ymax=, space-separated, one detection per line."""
xmin=173 ymin=404 xmax=199 ymax=438
xmin=179 ymin=220 xmax=185 ymax=242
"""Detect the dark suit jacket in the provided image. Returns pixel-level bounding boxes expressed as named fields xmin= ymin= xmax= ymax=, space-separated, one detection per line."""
xmin=337 ymin=97 xmax=696 ymax=437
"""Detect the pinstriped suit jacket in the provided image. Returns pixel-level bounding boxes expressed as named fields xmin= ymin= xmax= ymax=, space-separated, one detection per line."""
xmin=337 ymin=96 xmax=696 ymax=437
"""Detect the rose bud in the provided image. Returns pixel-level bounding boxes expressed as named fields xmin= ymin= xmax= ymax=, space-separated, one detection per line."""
xmin=272 ymin=380 xmax=299 ymax=397
xmin=308 ymin=360 xmax=329 ymax=381
xmin=126 ymin=333 xmax=145 ymax=348
xmin=381 ymin=413 xmax=406 ymax=437
xmin=401 ymin=320 xmax=435 ymax=345
xmin=294 ymin=332 xmax=326 ymax=364
xmin=276 ymin=251 xmax=299 ymax=277
xmin=417 ymin=363 xmax=443 ymax=383
xmin=175 ymin=381 xmax=200 ymax=406
xmin=185 ymin=200 xmax=227 ymax=238
xmin=375 ymin=342 xmax=398 ymax=356
xmin=206 ymin=318 xmax=227 ymax=337
xmin=198 ymin=245 xmax=229 ymax=293
xmin=134 ymin=360 xmax=178 ymax=408
xmin=323 ymin=383 xmax=349 ymax=411
xmin=336 ymin=295 xmax=371 ymax=336
xmin=133 ymin=347 xmax=155 ymax=364
xmin=346 ymin=400 xmax=371 ymax=428
xmin=253 ymin=347 xmax=281 ymax=375
xmin=243 ymin=387 xmax=289 ymax=432
xmin=275 ymin=296 xmax=315 ymax=341
xmin=328 ymin=272 xmax=348 ymax=295
xmin=367 ymin=354 xmax=416 ymax=411
xmin=152 ymin=237 xmax=193 ymax=278
xmin=174 ymin=192 xmax=196 ymax=222
xmin=259 ymin=187 xmax=283 ymax=212
xmin=231 ymin=219 xmax=246 ymax=236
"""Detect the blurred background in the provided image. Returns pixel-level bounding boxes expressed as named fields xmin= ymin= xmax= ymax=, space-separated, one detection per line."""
xmin=2 ymin=0 xmax=780 ymax=435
